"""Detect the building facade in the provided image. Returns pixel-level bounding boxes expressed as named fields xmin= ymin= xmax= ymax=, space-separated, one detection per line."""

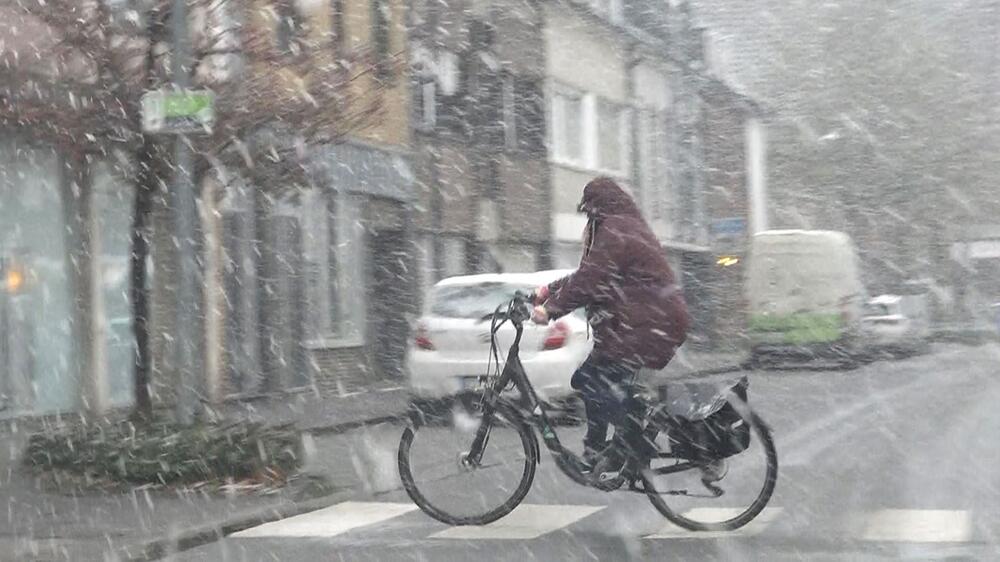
xmin=408 ymin=0 xmax=551 ymax=299
xmin=204 ymin=0 xmax=417 ymax=397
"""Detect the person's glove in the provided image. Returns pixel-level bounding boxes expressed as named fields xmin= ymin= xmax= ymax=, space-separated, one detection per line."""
xmin=533 ymin=285 xmax=550 ymax=305
xmin=531 ymin=305 xmax=550 ymax=325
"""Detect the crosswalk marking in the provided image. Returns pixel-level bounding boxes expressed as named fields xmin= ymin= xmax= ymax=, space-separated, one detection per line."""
xmin=229 ymin=502 xmax=983 ymax=545
xmin=645 ymin=507 xmax=784 ymax=539
xmin=231 ymin=501 xmax=417 ymax=538
xmin=431 ymin=504 xmax=605 ymax=540
xmin=862 ymin=509 xmax=971 ymax=543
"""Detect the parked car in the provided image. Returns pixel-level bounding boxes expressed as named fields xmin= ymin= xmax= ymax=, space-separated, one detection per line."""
xmin=407 ymin=270 xmax=592 ymax=410
xmin=745 ymin=230 xmax=868 ymax=367
xmin=863 ymin=294 xmax=931 ymax=356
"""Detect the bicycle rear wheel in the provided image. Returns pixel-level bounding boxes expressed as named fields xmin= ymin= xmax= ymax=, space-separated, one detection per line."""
xmin=398 ymin=397 xmax=537 ymax=525
xmin=641 ymin=398 xmax=778 ymax=532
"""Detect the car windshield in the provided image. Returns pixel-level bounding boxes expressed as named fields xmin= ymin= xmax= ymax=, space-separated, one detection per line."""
xmin=865 ymin=303 xmax=894 ymax=316
xmin=429 ymin=282 xmax=534 ymax=319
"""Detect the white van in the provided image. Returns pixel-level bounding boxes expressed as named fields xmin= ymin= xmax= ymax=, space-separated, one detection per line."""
xmin=745 ymin=230 xmax=868 ymax=366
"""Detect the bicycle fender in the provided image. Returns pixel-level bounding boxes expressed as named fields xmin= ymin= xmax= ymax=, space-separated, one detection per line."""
xmin=496 ymin=400 xmax=541 ymax=465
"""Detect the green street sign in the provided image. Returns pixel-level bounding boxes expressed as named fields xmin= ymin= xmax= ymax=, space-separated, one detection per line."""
xmin=142 ymin=90 xmax=215 ymax=134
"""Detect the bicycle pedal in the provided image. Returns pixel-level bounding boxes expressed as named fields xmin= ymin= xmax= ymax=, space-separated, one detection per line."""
xmin=598 ymin=470 xmax=621 ymax=482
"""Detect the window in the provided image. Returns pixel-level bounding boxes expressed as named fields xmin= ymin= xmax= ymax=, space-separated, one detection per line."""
xmin=441 ymin=237 xmax=466 ymax=278
xmin=436 ymin=51 xmax=459 ymax=96
xmin=589 ymin=0 xmax=623 ymax=25
xmin=330 ymin=0 xmax=345 ymax=53
xmin=551 ymin=87 xmax=630 ymax=175
xmin=551 ymin=90 xmax=584 ymax=165
xmin=502 ymin=76 xmax=517 ymax=150
xmin=515 ymin=79 xmax=546 ymax=152
xmin=372 ymin=0 xmax=393 ymax=81
xmin=413 ymin=77 xmax=436 ymax=131
xmin=301 ymin=190 xmax=334 ymax=339
xmin=276 ymin=1 xmax=304 ymax=56
xmin=608 ymin=0 xmax=623 ymax=24
xmin=638 ymin=110 xmax=670 ymax=221
xmin=335 ymin=196 xmax=367 ymax=339
xmin=597 ymin=99 xmax=629 ymax=174
xmin=421 ymin=81 xmax=437 ymax=129
xmin=429 ymin=282 xmax=534 ymax=318
xmin=301 ymin=192 xmax=367 ymax=344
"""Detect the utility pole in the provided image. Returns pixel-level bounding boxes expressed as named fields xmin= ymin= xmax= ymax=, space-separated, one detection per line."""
xmin=171 ymin=0 xmax=200 ymax=424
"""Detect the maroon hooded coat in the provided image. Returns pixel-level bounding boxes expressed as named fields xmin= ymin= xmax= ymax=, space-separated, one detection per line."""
xmin=544 ymin=178 xmax=690 ymax=370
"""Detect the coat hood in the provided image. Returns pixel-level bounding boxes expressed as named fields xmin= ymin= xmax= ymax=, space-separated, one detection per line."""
xmin=577 ymin=177 xmax=642 ymax=219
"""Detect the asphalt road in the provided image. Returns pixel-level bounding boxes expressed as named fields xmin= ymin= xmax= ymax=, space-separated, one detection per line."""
xmin=176 ymin=343 xmax=1000 ymax=561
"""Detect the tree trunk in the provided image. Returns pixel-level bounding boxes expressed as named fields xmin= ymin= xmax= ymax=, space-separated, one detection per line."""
xmin=131 ymin=12 xmax=167 ymax=421
xmin=130 ymin=137 xmax=157 ymax=420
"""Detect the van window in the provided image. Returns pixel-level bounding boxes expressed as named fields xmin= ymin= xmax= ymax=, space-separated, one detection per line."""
xmin=748 ymin=251 xmax=854 ymax=306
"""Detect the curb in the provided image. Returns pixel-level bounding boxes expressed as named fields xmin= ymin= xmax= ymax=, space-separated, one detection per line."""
xmin=117 ymin=412 xmax=412 ymax=561
xmin=304 ymin=413 xmax=408 ymax=436
xmin=119 ymin=490 xmax=358 ymax=562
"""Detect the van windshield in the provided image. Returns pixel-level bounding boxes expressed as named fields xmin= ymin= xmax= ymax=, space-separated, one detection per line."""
xmin=748 ymin=251 xmax=854 ymax=308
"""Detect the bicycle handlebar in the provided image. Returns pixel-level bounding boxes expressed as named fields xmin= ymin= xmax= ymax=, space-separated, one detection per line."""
xmin=479 ymin=291 xmax=535 ymax=328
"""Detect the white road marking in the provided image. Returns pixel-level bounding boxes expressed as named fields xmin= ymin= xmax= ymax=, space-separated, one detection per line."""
xmin=431 ymin=504 xmax=604 ymax=540
xmin=645 ymin=507 xmax=784 ymax=539
xmin=862 ymin=509 xmax=971 ymax=543
xmin=231 ymin=502 xmax=418 ymax=538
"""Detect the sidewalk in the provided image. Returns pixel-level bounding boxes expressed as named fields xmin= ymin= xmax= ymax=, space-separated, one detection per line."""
xmin=0 ymin=351 xmax=745 ymax=561
xmin=0 ymin=386 xmax=412 ymax=562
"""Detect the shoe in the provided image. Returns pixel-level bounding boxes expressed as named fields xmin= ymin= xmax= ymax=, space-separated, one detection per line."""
xmin=580 ymin=441 xmax=610 ymax=473
xmin=582 ymin=440 xmax=624 ymax=473
xmin=700 ymin=459 xmax=728 ymax=483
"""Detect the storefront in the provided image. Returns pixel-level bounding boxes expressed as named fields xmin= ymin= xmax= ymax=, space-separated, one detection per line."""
xmin=217 ymin=141 xmax=416 ymax=396
xmin=0 ymin=139 xmax=135 ymax=417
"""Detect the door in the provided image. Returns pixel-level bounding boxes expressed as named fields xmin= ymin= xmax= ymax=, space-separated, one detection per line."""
xmin=369 ymin=230 xmax=414 ymax=379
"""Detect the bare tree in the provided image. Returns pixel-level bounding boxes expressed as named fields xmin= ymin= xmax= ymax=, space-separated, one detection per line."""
xmin=0 ymin=0 xmax=389 ymax=419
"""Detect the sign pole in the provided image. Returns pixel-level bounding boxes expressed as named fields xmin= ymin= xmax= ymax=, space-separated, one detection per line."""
xmin=171 ymin=0 xmax=200 ymax=424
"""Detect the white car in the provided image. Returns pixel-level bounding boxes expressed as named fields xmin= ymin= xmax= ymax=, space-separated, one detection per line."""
xmin=862 ymin=294 xmax=931 ymax=355
xmin=407 ymin=270 xmax=592 ymax=408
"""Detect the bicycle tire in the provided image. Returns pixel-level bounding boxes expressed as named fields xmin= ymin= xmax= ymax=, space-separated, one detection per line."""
xmin=642 ymin=405 xmax=778 ymax=532
xmin=398 ymin=401 xmax=537 ymax=526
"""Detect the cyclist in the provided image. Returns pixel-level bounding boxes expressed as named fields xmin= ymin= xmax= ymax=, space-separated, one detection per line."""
xmin=531 ymin=177 xmax=691 ymax=473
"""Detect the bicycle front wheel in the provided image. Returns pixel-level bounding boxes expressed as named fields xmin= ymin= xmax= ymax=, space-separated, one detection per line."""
xmin=398 ymin=398 xmax=537 ymax=525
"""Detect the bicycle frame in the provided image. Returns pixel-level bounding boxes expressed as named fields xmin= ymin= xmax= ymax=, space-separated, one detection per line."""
xmin=466 ymin=297 xmax=699 ymax=482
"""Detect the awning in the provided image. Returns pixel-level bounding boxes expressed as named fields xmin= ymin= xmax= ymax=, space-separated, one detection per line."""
xmin=309 ymin=142 xmax=415 ymax=202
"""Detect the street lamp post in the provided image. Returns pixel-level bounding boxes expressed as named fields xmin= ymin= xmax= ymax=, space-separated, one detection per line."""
xmin=171 ymin=0 xmax=201 ymax=424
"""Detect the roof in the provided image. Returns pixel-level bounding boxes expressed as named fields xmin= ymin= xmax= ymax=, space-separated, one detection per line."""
xmin=435 ymin=269 xmax=574 ymax=288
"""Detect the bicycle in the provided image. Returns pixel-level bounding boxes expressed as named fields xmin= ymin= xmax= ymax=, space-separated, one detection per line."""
xmin=398 ymin=291 xmax=778 ymax=531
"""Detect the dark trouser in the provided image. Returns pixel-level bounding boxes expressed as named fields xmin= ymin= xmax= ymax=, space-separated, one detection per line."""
xmin=570 ymin=354 xmax=641 ymax=453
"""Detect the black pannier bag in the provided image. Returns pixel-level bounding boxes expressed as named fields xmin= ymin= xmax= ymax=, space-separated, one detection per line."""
xmin=659 ymin=377 xmax=751 ymax=461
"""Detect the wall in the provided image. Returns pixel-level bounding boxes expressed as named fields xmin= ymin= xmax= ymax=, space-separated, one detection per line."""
xmin=545 ymin=5 xmax=631 ymax=267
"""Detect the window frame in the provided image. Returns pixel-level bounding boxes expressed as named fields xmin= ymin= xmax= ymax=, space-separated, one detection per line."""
xmin=550 ymin=85 xmax=586 ymax=167
xmin=502 ymin=75 xmax=517 ymax=151
xmin=549 ymin=83 xmax=631 ymax=177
